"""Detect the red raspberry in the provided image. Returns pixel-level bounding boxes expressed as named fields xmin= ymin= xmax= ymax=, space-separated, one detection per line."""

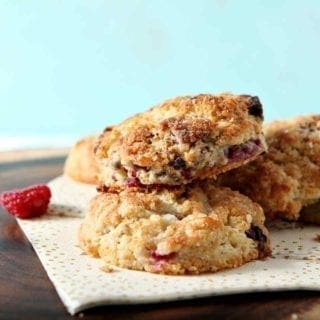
xmin=150 ymin=251 xmax=177 ymax=262
xmin=0 ymin=184 xmax=51 ymax=219
xmin=125 ymin=177 xmax=142 ymax=188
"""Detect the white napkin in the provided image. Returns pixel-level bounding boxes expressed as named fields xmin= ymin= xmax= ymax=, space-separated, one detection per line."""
xmin=17 ymin=176 xmax=320 ymax=315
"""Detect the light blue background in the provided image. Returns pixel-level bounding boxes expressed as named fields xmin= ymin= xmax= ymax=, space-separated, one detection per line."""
xmin=0 ymin=0 xmax=320 ymax=141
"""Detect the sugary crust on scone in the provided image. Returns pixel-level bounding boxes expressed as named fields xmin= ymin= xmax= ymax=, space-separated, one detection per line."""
xmin=95 ymin=93 xmax=266 ymax=189
xmin=93 ymin=126 xmax=114 ymax=155
xmin=64 ymin=136 xmax=99 ymax=184
xmin=78 ymin=183 xmax=271 ymax=275
xmin=218 ymin=114 xmax=320 ymax=222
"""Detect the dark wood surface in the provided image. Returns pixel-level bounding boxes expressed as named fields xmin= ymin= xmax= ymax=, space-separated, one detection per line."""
xmin=1 ymin=157 xmax=320 ymax=320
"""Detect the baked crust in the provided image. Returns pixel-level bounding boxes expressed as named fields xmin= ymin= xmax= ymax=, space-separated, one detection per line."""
xmin=64 ymin=136 xmax=99 ymax=184
xmin=95 ymin=93 xmax=266 ymax=189
xmin=218 ymin=114 xmax=320 ymax=222
xmin=78 ymin=182 xmax=270 ymax=275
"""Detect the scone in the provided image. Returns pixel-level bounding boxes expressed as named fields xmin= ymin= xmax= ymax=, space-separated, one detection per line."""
xmin=218 ymin=114 xmax=320 ymax=222
xmin=78 ymin=183 xmax=271 ymax=275
xmin=64 ymin=135 xmax=99 ymax=184
xmin=95 ymin=94 xmax=267 ymax=190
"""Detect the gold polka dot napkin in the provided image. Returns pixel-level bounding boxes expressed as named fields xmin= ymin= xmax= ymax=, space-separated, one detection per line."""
xmin=17 ymin=176 xmax=320 ymax=315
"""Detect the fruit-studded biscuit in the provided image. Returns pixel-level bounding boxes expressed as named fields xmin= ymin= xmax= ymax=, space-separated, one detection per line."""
xmin=218 ymin=115 xmax=320 ymax=222
xmin=95 ymin=93 xmax=266 ymax=190
xmin=64 ymin=135 xmax=99 ymax=184
xmin=64 ymin=127 xmax=114 ymax=185
xmin=78 ymin=183 xmax=270 ymax=275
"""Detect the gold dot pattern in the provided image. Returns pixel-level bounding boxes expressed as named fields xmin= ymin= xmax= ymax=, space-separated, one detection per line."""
xmin=17 ymin=175 xmax=320 ymax=315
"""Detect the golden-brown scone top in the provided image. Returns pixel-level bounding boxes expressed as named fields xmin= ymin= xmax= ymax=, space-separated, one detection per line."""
xmin=78 ymin=182 xmax=270 ymax=275
xmin=64 ymin=135 xmax=99 ymax=184
xmin=218 ymin=114 xmax=320 ymax=222
xmin=95 ymin=93 xmax=266 ymax=189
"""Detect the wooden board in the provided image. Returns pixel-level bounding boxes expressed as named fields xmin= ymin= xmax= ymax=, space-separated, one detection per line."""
xmin=1 ymin=157 xmax=320 ymax=320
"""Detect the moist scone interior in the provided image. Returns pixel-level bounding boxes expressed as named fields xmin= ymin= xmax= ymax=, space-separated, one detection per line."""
xmin=104 ymin=135 xmax=266 ymax=188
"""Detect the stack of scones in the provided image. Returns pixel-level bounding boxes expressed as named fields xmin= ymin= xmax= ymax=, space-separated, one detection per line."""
xmin=76 ymin=93 xmax=274 ymax=274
